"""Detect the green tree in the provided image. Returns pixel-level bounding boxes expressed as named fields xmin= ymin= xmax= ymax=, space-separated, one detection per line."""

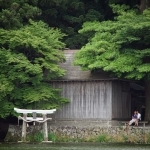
xmin=74 ymin=3 xmax=150 ymax=120
xmin=0 ymin=20 xmax=69 ymax=118
xmin=37 ymin=0 xmax=112 ymax=49
xmin=0 ymin=0 xmax=41 ymax=29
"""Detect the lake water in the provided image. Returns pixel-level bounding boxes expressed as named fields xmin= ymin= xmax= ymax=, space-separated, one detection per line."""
xmin=0 ymin=143 xmax=150 ymax=150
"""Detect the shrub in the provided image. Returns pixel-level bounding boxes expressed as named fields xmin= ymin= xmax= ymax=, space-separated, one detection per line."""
xmin=96 ymin=134 xmax=108 ymax=143
xmin=48 ymin=132 xmax=56 ymax=142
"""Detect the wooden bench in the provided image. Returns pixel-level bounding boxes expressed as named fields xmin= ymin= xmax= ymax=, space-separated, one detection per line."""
xmin=122 ymin=121 xmax=148 ymax=127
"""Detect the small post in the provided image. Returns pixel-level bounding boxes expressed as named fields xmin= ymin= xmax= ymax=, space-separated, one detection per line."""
xmin=43 ymin=114 xmax=48 ymax=141
xmin=33 ymin=112 xmax=36 ymax=126
xmin=33 ymin=112 xmax=36 ymax=119
xmin=22 ymin=113 xmax=27 ymax=141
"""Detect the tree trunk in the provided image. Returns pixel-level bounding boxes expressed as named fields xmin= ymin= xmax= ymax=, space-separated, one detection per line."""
xmin=140 ymin=0 xmax=150 ymax=12
xmin=144 ymin=80 xmax=150 ymax=121
xmin=140 ymin=0 xmax=146 ymax=12
xmin=146 ymin=0 xmax=150 ymax=8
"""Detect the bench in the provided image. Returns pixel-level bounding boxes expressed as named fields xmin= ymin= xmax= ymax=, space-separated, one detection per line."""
xmin=122 ymin=121 xmax=148 ymax=127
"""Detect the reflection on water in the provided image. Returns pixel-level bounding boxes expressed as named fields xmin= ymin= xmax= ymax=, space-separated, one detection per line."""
xmin=0 ymin=143 xmax=150 ymax=150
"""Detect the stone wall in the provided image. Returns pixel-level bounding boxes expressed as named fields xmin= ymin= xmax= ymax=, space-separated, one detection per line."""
xmin=5 ymin=123 xmax=150 ymax=143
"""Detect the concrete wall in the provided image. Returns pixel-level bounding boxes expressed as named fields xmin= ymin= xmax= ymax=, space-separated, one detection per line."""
xmin=52 ymin=81 xmax=112 ymax=120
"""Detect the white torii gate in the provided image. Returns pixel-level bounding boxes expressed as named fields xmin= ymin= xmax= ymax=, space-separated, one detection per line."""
xmin=14 ymin=108 xmax=56 ymax=142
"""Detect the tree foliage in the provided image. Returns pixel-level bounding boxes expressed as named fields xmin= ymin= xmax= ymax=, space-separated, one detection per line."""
xmin=74 ymin=4 xmax=150 ymax=120
xmin=37 ymin=0 xmax=112 ymax=49
xmin=0 ymin=20 xmax=69 ymax=118
xmin=0 ymin=0 xmax=41 ymax=29
xmin=74 ymin=5 xmax=150 ymax=80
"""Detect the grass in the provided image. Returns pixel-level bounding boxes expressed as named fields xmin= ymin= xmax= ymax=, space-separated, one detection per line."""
xmin=26 ymin=132 xmax=44 ymax=142
xmin=95 ymin=134 xmax=108 ymax=143
xmin=26 ymin=132 xmax=56 ymax=142
xmin=48 ymin=132 xmax=56 ymax=142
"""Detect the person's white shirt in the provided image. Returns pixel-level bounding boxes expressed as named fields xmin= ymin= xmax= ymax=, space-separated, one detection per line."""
xmin=137 ymin=113 xmax=141 ymax=120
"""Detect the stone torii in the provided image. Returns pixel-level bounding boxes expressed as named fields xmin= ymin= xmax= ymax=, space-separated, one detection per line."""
xmin=14 ymin=108 xmax=56 ymax=142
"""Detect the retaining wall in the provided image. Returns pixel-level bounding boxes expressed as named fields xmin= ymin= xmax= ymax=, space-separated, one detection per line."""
xmin=5 ymin=123 xmax=150 ymax=143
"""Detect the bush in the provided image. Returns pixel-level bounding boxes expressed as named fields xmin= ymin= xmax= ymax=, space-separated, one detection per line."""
xmin=96 ymin=134 xmax=108 ymax=143
xmin=48 ymin=132 xmax=57 ymax=142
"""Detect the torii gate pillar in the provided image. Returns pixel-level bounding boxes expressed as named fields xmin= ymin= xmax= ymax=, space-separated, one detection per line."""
xmin=43 ymin=114 xmax=48 ymax=141
xmin=22 ymin=113 xmax=27 ymax=141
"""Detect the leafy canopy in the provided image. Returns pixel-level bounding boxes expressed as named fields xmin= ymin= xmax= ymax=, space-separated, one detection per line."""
xmin=0 ymin=0 xmax=41 ymax=29
xmin=74 ymin=5 xmax=150 ymax=80
xmin=37 ymin=0 xmax=111 ymax=48
xmin=0 ymin=20 xmax=69 ymax=118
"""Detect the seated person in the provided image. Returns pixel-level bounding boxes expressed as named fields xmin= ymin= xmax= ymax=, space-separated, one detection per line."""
xmin=128 ymin=111 xmax=138 ymax=126
xmin=135 ymin=110 xmax=141 ymax=126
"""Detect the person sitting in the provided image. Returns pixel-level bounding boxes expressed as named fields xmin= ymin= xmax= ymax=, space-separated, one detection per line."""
xmin=128 ymin=111 xmax=138 ymax=126
xmin=135 ymin=110 xmax=141 ymax=126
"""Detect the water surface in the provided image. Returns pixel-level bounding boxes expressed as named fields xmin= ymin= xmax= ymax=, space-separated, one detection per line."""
xmin=0 ymin=143 xmax=150 ymax=150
